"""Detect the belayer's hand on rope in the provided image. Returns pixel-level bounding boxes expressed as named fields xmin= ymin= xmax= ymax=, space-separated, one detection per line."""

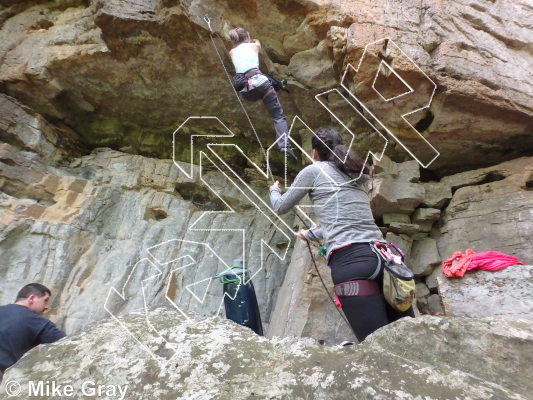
xmin=269 ymin=180 xmax=280 ymax=190
xmin=294 ymin=229 xmax=309 ymax=240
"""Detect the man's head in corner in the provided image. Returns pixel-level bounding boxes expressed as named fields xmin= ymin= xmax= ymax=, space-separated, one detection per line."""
xmin=15 ymin=283 xmax=52 ymax=315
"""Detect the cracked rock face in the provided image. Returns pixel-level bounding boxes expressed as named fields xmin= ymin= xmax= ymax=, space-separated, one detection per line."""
xmin=2 ymin=308 xmax=532 ymax=400
xmin=0 ymin=142 xmax=295 ymax=336
xmin=438 ymin=265 xmax=533 ymax=319
xmin=1 ymin=124 xmax=531 ymax=344
xmin=0 ymin=0 xmax=531 ymax=174
xmin=434 ymin=156 xmax=533 ymax=264
xmin=0 ymin=0 xmax=532 ymax=363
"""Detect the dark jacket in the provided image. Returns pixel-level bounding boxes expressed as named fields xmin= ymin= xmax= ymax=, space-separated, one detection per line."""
xmin=0 ymin=304 xmax=66 ymax=370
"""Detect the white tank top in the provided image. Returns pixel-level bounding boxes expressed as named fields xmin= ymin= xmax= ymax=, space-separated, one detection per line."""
xmin=231 ymin=43 xmax=259 ymax=73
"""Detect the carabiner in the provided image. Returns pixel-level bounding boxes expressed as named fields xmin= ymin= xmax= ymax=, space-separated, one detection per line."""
xmin=203 ymin=15 xmax=213 ymax=32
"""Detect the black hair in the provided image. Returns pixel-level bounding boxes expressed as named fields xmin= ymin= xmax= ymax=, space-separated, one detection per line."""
xmin=311 ymin=128 xmax=369 ymax=177
xmin=16 ymin=283 xmax=51 ymax=301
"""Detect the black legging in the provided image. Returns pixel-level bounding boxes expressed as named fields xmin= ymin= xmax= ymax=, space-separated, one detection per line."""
xmin=329 ymin=242 xmax=415 ymax=342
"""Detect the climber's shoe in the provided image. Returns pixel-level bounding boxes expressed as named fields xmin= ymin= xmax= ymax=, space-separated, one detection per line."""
xmin=281 ymin=79 xmax=290 ymax=93
xmin=279 ymin=147 xmax=298 ymax=165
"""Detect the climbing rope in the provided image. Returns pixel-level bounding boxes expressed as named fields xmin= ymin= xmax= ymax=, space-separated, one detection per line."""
xmin=294 ymin=213 xmax=354 ymax=335
xmin=304 ymin=240 xmax=353 ymax=333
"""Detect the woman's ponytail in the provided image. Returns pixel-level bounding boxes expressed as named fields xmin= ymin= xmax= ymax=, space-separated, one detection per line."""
xmin=312 ymin=128 xmax=369 ymax=177
xmin=332 ymin=144 xmax=369 ymax=177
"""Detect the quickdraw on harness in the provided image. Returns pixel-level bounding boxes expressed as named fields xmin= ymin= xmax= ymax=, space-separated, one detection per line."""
xmin=372 ymin=241 xmax=405 ymax=265
xmin=231 ymin=68 xmax=269 ymax=92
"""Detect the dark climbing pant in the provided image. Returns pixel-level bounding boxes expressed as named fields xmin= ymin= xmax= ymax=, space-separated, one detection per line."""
xmin=329 ymin=242 xmax=415 ymax=342
xmin=241 ymin=81 xmax=289 ymax=150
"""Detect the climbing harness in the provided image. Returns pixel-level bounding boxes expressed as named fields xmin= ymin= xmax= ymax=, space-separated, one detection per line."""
xmin=200 ymin=14 xmax=274 ymax=180
xmin=231 ymin=68 xmax=269 ymax=92
xmin=243 ymin=69 xmax=269 ymax=92
xmin=333 ymin=280 xmax=380 ymax=297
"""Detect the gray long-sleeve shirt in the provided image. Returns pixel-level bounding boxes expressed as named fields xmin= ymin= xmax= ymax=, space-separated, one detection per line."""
xmin=269 ymin=161 xmax=383 ymax=256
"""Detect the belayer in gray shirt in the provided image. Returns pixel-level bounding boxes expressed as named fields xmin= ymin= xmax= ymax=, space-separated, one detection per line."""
xmin=269 ymin=128 xmax=414 ymax=342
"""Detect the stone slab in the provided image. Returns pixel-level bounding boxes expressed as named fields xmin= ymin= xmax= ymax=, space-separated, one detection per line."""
xmin=438 ymin=265 xmax=533 ymax=319
xmin=2 ymin=308 xmax=532 ymax=399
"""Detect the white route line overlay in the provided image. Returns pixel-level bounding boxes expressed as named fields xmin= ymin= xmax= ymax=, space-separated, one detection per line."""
xmin=372 ymin=59 xmax=414 ymax=102
xmin=341 ymin=37 xmax=440 ymax=168
xmin=104 ymin=257 xmax=180 ymax=365
xmin=105 ymin=37 xmax=439 ymax=361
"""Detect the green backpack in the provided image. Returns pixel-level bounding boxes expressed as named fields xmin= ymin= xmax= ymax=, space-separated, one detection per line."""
xmin=372 ymin=241 xmax=415 ymax=312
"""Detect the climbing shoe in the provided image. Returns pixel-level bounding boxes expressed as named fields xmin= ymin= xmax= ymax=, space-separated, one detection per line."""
xmin=281 ymin=79 xmax=289 ymax=93
xmin=279 ymin=147 xmax=298 ymax=164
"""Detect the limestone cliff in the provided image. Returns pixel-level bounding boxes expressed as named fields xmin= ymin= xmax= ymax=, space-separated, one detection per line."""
xmin=0 ymin=0 xmax=532 ymax=351
xmin=0 ymin=0 xmax=531 ymax=172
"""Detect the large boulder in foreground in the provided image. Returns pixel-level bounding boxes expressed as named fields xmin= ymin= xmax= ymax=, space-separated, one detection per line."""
xmin=2 ymin=308 xmax=531 ymax=399
xmin=438 ymin=264 xmax=533 ymax=320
